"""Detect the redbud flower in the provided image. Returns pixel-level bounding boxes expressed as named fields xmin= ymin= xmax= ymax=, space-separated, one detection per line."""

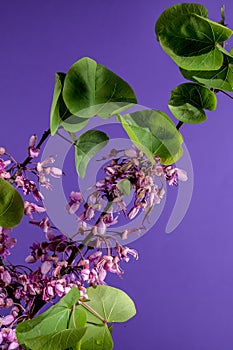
xmin=66 ymin=191 xmax=83 ymax=214
xmin=1 ymin=314 xmax=14 ymax=326
xmin=0 ymin=147 xmax=5 ymax=156
xmin=24 ymin=201 xmax=46 ymax=219
xmin=28 ymin=134 xmax=40 ymax=158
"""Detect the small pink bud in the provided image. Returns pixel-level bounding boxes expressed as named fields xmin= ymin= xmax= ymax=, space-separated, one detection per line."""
xmin=128 ymin=205 xmax=140 ymax=220
xmin=47 ymin=285 xmax=54 ymax=297
xmin=0 ymin=147 xmax=5 ymax=155
xmin=176 ymin=168 xmax=188 ymax=182
xmin=25 ymin=254 xmax=36 ymax=263
xmin=2 ymin=314 xmax=14 ymax=326
xmin=55 ymin=282 xmax=65 ymax=296
xmin=96 ymin=219 xmax=106 ymax=235
xmin=2 ymin=270 xmax=11 ymax=285
xmin=29 ymin=134 xmax=37 ymax=148
xmin=41 ymin=261 xmax=52 ymax=275
xmin=5 ymin=298 xmax=13 ymax=308
xmin=124 ymin=148 xmax=138 ymax=158
xmin=50 ymin=167 xmax=62 ymax=178
xmin=9 ymin=341 xmax=20 ymax=350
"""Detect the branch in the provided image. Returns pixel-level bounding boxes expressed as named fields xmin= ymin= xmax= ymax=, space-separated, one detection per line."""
xmin=10 ymin=128 xmax=51 ymax=181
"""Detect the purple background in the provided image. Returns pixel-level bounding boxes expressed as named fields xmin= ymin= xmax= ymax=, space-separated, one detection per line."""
xmin=1 ymin=0 xmax=233 ymax=349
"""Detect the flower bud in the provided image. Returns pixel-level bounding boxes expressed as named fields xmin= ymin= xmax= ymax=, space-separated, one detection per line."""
xmin=2 ymin=314 xmax=14 ymax=326
xmin=0 ymin=147 xmax=5 ymax=155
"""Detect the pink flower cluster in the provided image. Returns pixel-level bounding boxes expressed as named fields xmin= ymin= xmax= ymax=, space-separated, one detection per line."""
xmin=0 ymin=135 xmax=187 ymax=349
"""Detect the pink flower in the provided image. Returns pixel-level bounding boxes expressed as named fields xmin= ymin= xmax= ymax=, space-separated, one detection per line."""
xmin=66 ymin=191 xmax=82 ymax=214
xmin=0 ymin=159 xmax=11 ymax=179
xmin=116 ymin=246 xmax=139 ymax=262
xmin=37 ymin=157 xmax=62 ymax=180
xmin=8 ymin=341 xmax=20 ymax=350
xmin=128 ymin=205 xmax=140 ymax=219
xmin=176 ymin=168 xmax=188 ymax=182
xmin=2 ymin=314 xmax=14 ymax=326
xmin=41 ymin=261 xmax=52 ymax=275
xmin=24 ymin=201 xmax=46 ymax=219
xmin=0 ymin=147 xmax=5 ymax=156
xmin=28 ymin=134 xmax=40 ymax=158
xmin=96 ymin=219 xmax=106 ymax=235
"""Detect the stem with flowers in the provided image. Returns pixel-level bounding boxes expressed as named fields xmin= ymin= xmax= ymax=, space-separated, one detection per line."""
xmin=1 ymin=2 xmax=233 ymax=350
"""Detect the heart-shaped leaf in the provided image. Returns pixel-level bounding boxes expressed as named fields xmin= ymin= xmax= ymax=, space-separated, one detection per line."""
xmin=62 ymin=57 xmax=137 ymax=119
xmin=155 ymin=3 xmax=208 ymax=40
xmin=156 ymin=12 xmax=232 ymax=71
xmin=0 ymin=178 xmax=24 ymax=228
xmin=75 ymin=130 xmax=109 ymax=178
xmin=117 ymin=110 xmax=183 ymax=164
xmin=79 ymin=285 xmax=136 ymax=325
xmin=180 ymin=54 xmax=233 ymax=92
xmin=168 ymin=83 xmax=217 ymax=124
xmin=16 ymin=287 xmax=86 ymax=349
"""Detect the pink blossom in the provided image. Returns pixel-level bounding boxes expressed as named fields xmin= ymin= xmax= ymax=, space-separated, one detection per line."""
xmin=41 ymin=261 xmax=52 ymax=275
xmin=176 ymin=168 xmax=188 ymax=181
xmin=8 ymin=341 xmax=20 ymax=350
xmin=128 ymin=205 xmax=140 ymax=219
xmin=0 ymin=147 xmax=5 ymax=156
xmin=24 ymin=201 xmax=46 ymax=219
xmin=0 ymin=159 xmax=11 ymax=179
xmin=66 ymin=191 xmax=83 ymax=214
xmin=96 ymin=219 xmax=106 ymax=235
xmin=37 ymin=157 xmax=62 ymax=181
xmin=28 ymin=134 xmax=40 ymax=158
xmin=2 ymin=314 xmax=14 ymax=326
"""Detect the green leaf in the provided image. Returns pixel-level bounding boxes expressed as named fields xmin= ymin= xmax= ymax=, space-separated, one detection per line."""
xmin=16 ymin=287 xmax=82 ymax=348
xmin=80 ymin=324 xmax=113 ymax=350
xmin=156 ymin=12 xmax=232 ymax=71
xmin=117 ymin=178 xmax=131 ymax=196
xmin=23 ymin=328 xmax=86 ymax=350
xmin=61 ymin=116 xmax=89 ymax=133
xmin=180 ymin=54 xmax=233 ymax=92
xmin=168 ymin=83 xmax=217 ymax=124
xmin=117 ymin=110 xmax=183 ymax=164
xmin=155 ymin=3 xmax=208 ymax=40
xmin=75 ymin=130 xmax=109 ymax=178
xmin=79 ymin=285 xmax=136 ymax=325
xmin=0 ymin=178 xmax=24 ymax=228
xmin=62 ymin=57 xmax=137 ymax=119
xmin=50 ymin=73 xmax=65 ymax=135
xmin=50 ymin=72 xmax=88 ymax=134
xmin=69 ymin=307 xmax=87 ymax=329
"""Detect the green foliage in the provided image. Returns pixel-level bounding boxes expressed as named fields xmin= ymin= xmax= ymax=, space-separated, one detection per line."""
xmin=168 ymin=83 xmax=217 ymax=124
xmin=16 ymin=285 xmax=136 ymax=350
xmin=21 ymin=329 xmax=86 ymax=350
xmin=117 ymin=178 xmax=131 ymax=196
xmin=79 ymin=324 xmax=113 ymax=350
xmin=75 ymin=130 xmax=109 ymax=178
xmin=50 ymin=57 xmax=137 ymax=134
xmin=0 ymin=178 xmax=24 ymax=228
xmin=50 ymin=72 xmax=88 ymax=134
xmin=50 ymin=73 xmax=65 ymax=135
xmin=79 ymin=285 xmax=136 ymax=325
xmin=155 ymin=3 xmax=208 ymax=39
xmin=62 ymin=57 xmax=137 ymax=119
xmin=155 ymin=3 xmax=232 ymax=71
xmin=180 ymin=54 xmax=233 ymax=92
xmin=117 ymin=110 xmax=183 ymax=164
xmin=16 ymin=287 xmax=85 ymax=349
